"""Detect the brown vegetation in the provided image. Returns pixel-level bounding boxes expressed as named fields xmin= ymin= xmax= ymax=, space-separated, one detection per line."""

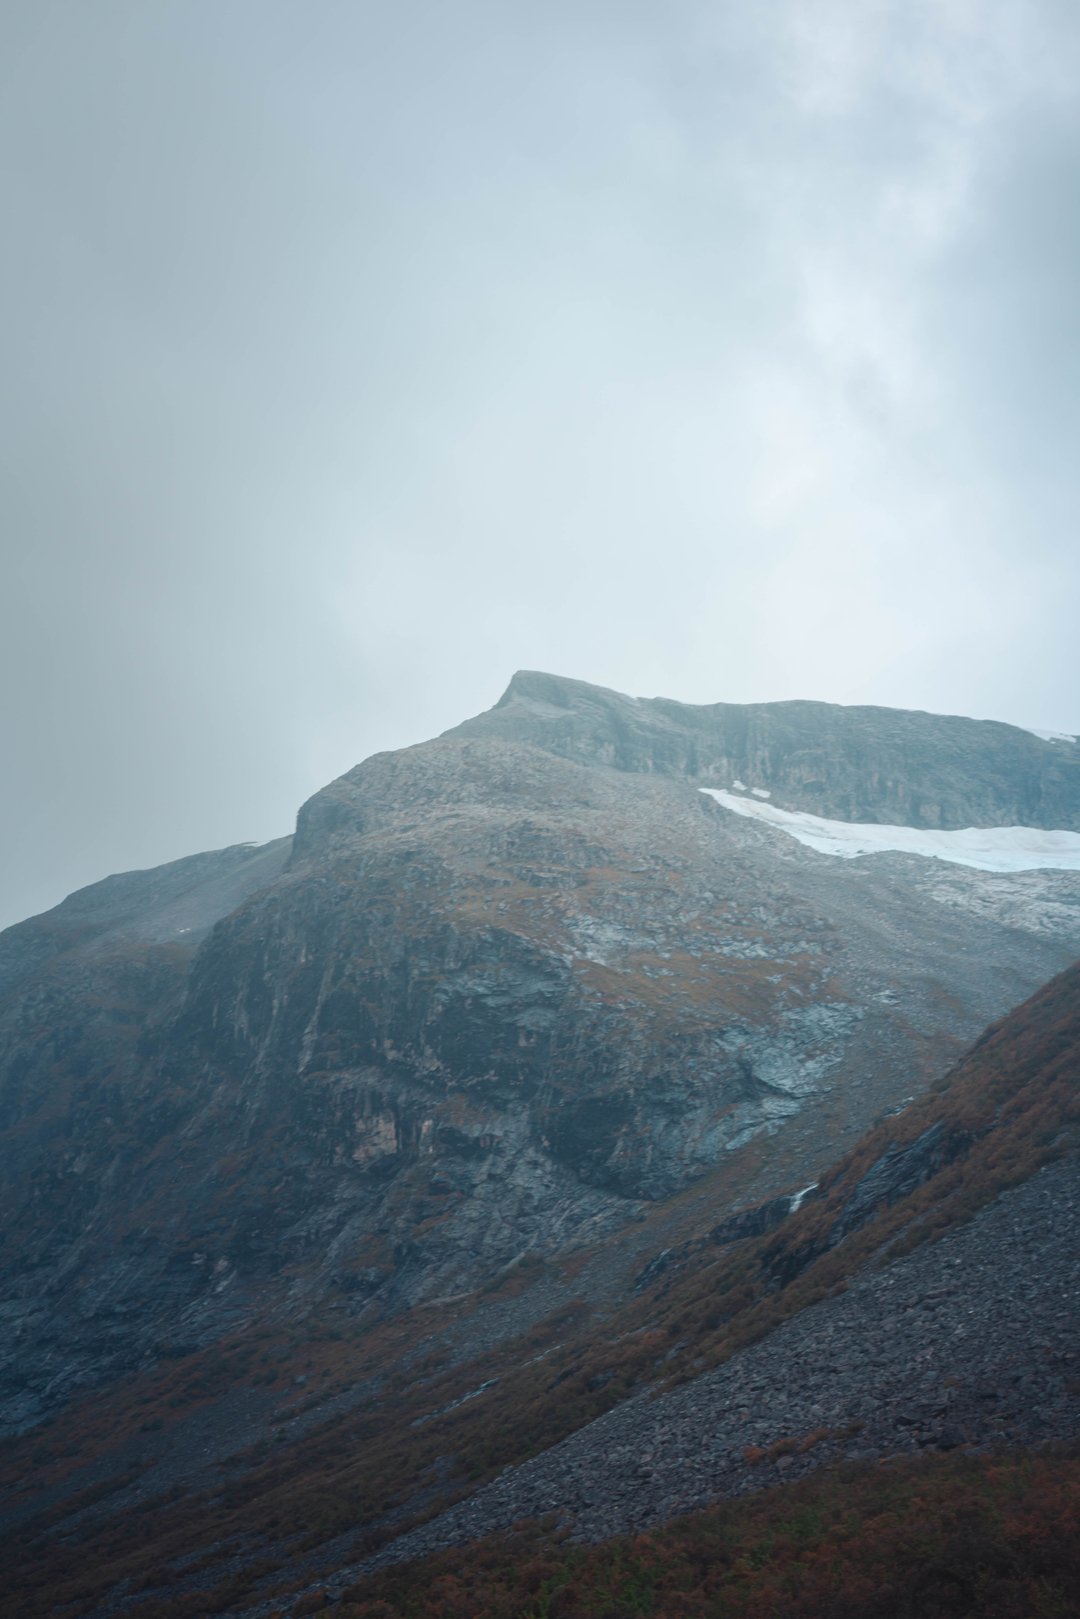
xmin=330 ymin=1441 xmax=1080 ymax=1619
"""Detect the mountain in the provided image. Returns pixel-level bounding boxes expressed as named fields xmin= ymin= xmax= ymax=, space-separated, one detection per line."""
xmin=358 ymin=952 xmax=1080 ymax=1569
xmin=452 ymin=670 xmax=1080 ymax=827
xmin=3 ymin=912 xmax=1078 ymax=1619
xmin=1 ymin=673 xmax=1079 ymax=1617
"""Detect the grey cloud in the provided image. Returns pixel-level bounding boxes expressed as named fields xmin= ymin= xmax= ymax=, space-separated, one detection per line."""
xmin=1 ymin=0 xmax=1078 ymax=927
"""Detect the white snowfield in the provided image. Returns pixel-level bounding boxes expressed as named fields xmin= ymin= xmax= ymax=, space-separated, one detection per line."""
xmin=1027 ymin=727 xmax=1077 ymax=744
xmin=700 ymin=789 xmax=1080 ymax=873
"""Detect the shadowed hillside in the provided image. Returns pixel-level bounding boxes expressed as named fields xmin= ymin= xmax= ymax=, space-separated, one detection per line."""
xmin=1 ymin=954 xmax=1076 ymax=1618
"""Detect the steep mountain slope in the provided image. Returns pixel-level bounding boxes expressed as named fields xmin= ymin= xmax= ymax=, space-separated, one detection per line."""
xmin=354 ymin=955 xmax=1080 ymax=1572
xmin=0 ymin=836 xmax=293 ymax=1003
xmin=3 ymin=936 xmax=1077 ymax=1619
xmin=2 ymin=676 xmax=1080 ymax=1449
xmin=0 ymin=839 xmax=292 ymax=1426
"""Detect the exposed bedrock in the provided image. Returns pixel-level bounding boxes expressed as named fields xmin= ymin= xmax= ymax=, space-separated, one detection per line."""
xmin=449 ymin=669 xmax=1080 ymax=830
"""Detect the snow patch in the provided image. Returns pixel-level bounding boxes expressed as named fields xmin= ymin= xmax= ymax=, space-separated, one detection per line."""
xmin=700 ymin=789 xmax=1080 ymax=873
xmin=751 ymin=787 xmax=771 ymax=799
xmin=789 ymin=1183 xmax=818 ymax=1213
xmin=732 ymin=779 xmax=747 ymax=792
xmin=1027 ymin=727 xmax=1076 ymax=745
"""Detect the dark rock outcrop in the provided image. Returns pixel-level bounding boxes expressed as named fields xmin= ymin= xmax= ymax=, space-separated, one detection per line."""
xmin=634 ymin=1185 xmax=823 ymax=1294
xmin=828 ymin=1121 xmax=973 ymax=1246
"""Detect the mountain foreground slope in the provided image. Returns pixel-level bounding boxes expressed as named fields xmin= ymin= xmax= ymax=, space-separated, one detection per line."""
xmin=3 ymin=921 xmax=1078 ymax=1619
xmin=1 ymin=673 xmax=1079 ymax=1616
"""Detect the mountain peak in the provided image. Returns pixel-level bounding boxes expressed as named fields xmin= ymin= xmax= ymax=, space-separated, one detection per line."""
xmin=493 ymin=668 xmax=639 ymax=712
xmin=453 ymin=674 xmax=1080 ymax=831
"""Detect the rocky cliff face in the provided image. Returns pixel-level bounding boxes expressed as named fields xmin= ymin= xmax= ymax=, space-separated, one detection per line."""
xmin=451 ymin=670 xmax=1080 ymax=829
xmin=2 ymin=676 xmax=1080 ymax=1439
xmin=0 ymin=839 xmax=292 ymax=1426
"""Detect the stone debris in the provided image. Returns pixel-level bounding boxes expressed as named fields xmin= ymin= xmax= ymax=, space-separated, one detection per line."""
xmin=349 ymin=1155 xmax=1080 ymax=1580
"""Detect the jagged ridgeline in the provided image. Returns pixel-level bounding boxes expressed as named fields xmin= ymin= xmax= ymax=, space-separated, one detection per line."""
xmin=1 ymin=674 xmax=1079 ymax=1619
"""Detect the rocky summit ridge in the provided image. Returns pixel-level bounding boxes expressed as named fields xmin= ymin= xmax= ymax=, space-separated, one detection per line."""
xmin=1 ymin=674 xmax=1079 ymax=1617
xmin=452 ymin=670 xmax=1080 ymax=829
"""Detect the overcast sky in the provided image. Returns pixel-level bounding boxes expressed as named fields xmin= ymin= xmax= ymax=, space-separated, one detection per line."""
xmin=2 ymin=0 xmax=1079 ymax=928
